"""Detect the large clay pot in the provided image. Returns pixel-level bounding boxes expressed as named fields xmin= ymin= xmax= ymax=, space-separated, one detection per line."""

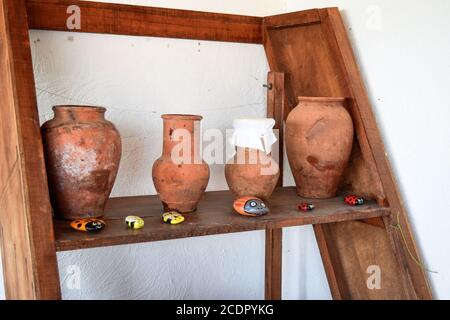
xmin=285 ymin=97 xmax=354 ymax=198
xmin=42 ymin=106 xmax=122 ymax=220
xmin=225 ymin=147 xmax=279 ymax=201
xmin=152 ymin=114 xmax=210 ymax=213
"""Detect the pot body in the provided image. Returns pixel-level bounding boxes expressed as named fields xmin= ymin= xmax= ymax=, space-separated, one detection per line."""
xmin=42 ymin=106 xmax=122 ymax=220
xmin=285 ymin=97 xmax=354 ymax=198
xmin=225 ymin=147 xmax=279 ymax=201
xmin=152 ymin=114 xmax=210 ymax=213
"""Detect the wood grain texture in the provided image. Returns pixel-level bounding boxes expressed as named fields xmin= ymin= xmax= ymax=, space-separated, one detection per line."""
xmin=0 ymin=0 xmax=61 ymax=299
xmin=313 ymin=225 xmax=345 ymax=300
xmin=317 ymin=221 xmax=416 ymax=299
xmin=265 ymin=228 xmax=282 ymax=300
xmin=263 ymin=9 xmax=321 ymax=29
xmin=26 ymin=0 xmax=263 ymax=43
xmin=54 ymin=187 xmax=389 ymax=252
xmin=266 ymin=72 xmax=285 ymax=187
xmin=321 ymin=8 xmax=432 ymax=299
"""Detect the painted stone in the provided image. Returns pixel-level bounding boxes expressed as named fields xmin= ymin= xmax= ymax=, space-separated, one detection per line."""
xmin=163 ymin=212 xmax=185 ymax=225
xmin=70 ymin=218 xmax=106 ymax=232
xmin=298 ymin=203 xmax=315 ymax=212
xmin=125 ymin=216 xmax=145 ymax=229
xmin=233 ymin=197 xmax=269 ymax=217
xmin=344 ymin=195 xmax=365 ymax=206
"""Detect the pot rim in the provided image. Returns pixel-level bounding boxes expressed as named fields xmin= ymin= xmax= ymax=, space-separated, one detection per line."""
xmin=297 ymin=96 xmax=346 ymax=103
xmin=53 ymin=105 xmax=107 ymax=112
xmin=161 ymin=114 xmax=203 ymax=120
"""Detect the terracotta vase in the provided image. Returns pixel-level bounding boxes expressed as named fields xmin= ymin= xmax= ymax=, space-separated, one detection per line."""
xmin=152 ymin=114 xmax=210 ymax=213
xmin=225 ymin=148 xmax=279 ymax=201
xmin=41 ymin=106 xmax=122 ymax=220
xmin=285 ymin=97 xmax=354 ymax=199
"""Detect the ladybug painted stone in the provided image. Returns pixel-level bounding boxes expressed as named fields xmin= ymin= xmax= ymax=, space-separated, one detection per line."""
xmin=70 ymin=218 xmax=106 ymax=232
xmin=298 ymin=203 xmax=315 ymax=212
xmin=344 ymin=195 xmax=364 ymax=206
xmin=233 ymin=197 xmax=269 ymax=217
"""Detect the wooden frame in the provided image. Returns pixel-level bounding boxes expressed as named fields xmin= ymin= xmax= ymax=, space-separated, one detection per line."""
xmin=0 ymin=0 xmax=431 ymax=300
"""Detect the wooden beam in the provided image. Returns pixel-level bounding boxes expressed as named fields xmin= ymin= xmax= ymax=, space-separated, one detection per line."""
xmin=265 ymin=228 xmax=282 ymax=300
xmin=263 ymin=9 xmax=321 ymax=29
xmin=26 ymin=0 xmax=263 ymax=43
xmin=266 ymin=72 xmax=285 ymax=187
xmin=313 ymin=225 xmax=345 ymax=300
xmin=0 ymin=0 xmax=61 ymax=299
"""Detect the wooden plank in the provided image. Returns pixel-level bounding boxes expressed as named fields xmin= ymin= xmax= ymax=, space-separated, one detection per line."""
xmin=321 ymin=7 xmax=432 ymax=299
xmin=316 ymin=221 xmax=414 ymax=299
xmin=313 ymin=225 xmax=345 ymax=300
xmin=0 ymin=0 xmax=61 ymax=299
xmin=265 ymin=228 xmax=282 ymax=300
xmin=26 ymin=0 xmax=263 ymax=43
xmin=266 ymin=72 xmax=285 ymax=187
xmin=263 ymin=9 xmax=321 ymax=29
xmin=53 ymin=187 xmax=389 ymax=252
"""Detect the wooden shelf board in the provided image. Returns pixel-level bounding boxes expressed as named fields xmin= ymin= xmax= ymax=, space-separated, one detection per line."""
xmin=26 ymin=0 xmax=263 ymax=43
xmin=54 ymin=187 xmax=390 ymax=251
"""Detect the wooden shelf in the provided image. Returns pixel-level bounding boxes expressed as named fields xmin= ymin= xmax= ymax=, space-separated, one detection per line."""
xmin=53 ymin=187 xmax=390 ymax=251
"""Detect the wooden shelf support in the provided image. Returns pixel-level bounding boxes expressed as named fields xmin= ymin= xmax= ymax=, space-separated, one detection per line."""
xmin=265 ymin=228 xmax=282 ymax=300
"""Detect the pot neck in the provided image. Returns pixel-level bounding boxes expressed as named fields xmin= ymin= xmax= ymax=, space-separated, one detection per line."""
xmin=53 ymin=106 xmax=106 ymax=122
xmin=161 ymin=115 xmax=203 ymax=158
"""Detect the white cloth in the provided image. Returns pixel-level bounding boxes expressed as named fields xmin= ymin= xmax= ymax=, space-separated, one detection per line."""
xmin=229 ymin=118 xmax=277 ymax=155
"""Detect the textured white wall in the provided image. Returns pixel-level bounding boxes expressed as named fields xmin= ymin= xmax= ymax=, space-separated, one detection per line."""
xmin=285 ymin=0 xmax=450 ymax=299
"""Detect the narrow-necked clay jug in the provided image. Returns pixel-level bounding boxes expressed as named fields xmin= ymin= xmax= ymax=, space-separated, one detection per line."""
xmin=152 ymin=114 xmax=210 ymax=213
xmin=41 ymin=106 xmax=122 ymax=220
xmin=285 ymin=97 xmax=354 ymax=199
xmin=225 ymin=118 xmax=279 ymax=200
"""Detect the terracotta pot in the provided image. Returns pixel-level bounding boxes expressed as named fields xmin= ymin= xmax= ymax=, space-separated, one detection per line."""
xmin=225 ymin=147 xmax=279 ymax=201
xmin=152 ymin=114 xmax=210 ymax=213
xmin=285 ymin=97 xmax=354 ymax=198
xmin=42 ymin=106 xmax=122 ymax=220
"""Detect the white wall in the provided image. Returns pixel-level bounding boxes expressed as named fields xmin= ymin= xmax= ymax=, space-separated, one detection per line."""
xmin=285 ymin=0 xmax=450 ymax=299
xmin=1 ymin=0 xmax=448 ymax=300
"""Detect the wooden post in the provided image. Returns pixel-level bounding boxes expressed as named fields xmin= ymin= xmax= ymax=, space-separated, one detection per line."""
xmin=265 ymin=228 xmax=282 ymax=300
xmin=266 ymin=72 xmax=285 ymax=187
xmin=0 ymin=0 xmax=61 ymax=299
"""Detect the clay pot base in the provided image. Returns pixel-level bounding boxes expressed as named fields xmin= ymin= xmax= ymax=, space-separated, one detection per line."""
xmin=162 ymin=201 xmax=199 ymax=214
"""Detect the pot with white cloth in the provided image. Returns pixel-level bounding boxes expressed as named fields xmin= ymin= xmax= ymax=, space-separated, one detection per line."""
xmin=225 ymin=118 xmax=280 ymax=201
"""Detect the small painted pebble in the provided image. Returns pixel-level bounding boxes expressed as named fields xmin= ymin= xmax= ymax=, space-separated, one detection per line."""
xmin=298 ymin=203 xmax=315 ymax=212
xmin=125 ymin=216 xmax=145 ymax=229
xmin=70 ymin=218 xmax=105 ymax=232
xmin=233 ymin=197 xmax=269 ymax=217
xmin=163 ymin=212 xmax=185 ymax=225
xmin=344 ymin=195 xmax=365 ymax=206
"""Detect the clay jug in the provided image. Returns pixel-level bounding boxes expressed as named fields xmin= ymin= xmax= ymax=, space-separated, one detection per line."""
xmin=41 ymin=106 xmax=122 ymax=220
xmin=152 ymin=114 xmax=210 ymax=213
xmin=225 ymin=118 xmax=279 ymax=200
xmin=285 ymin=97 xmax=354 ymax=198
